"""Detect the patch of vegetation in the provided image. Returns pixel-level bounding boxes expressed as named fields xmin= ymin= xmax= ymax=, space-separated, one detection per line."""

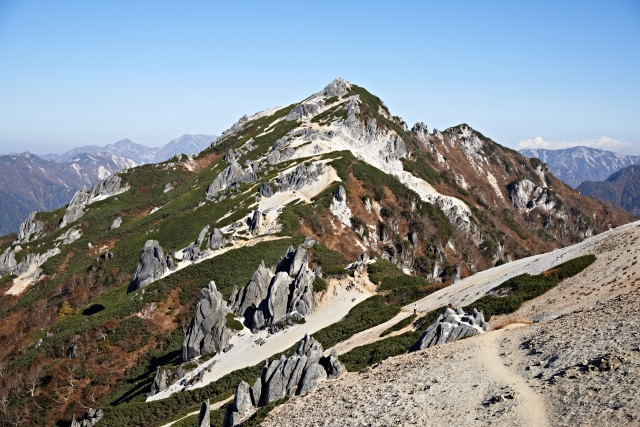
xmin=226 ymin=313 xmax=244 ymax=331
xmin=402 ymin=157 xmax=440 ymax=185
xmin=380 ymin=313 xmax=416 ymax=337
xmin=439 ymin=170 xmax=470 ymax=197
xmin=310 ymin=243 xmax=349 ymax=276
xmin=312 ymin=276 xmax=328 ymax=293
xmin=464 ymin=254 xmax=596 ymax=320
xmin=313 ymin=296 xmax=400 ymax=349
xmin=501 ymin=208 xmax=528 ymax=240
xmin=339 ymin=307 xmax=445 ymax=372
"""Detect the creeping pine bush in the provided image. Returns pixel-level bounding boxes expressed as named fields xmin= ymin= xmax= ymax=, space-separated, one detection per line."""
xmin=464 ymin=254 xmax=596 ymax=321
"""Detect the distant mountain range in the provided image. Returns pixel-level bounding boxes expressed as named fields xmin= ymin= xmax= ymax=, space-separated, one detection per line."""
xmin=578 ymin=164 xmax=640 ymax=217
xmin=0 ymin=134 xmax=217 ymax=234
xmin=41 ymin=134 xmax=217 ymax=164
xmin=519 ymin=146 xmax=640 ymax=188
xmin=0 ymin=152 xmax=137 ymax=235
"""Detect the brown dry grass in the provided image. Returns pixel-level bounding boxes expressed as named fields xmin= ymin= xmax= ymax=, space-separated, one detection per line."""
xmin=492 ymin=317 xmax=533 ymax=330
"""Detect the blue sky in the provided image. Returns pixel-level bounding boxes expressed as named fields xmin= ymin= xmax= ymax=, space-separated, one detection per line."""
xmin=0 ymin=0 xmax=639 ymax=155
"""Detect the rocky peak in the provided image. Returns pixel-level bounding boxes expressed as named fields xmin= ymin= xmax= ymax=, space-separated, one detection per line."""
xmin=182 ymin=281 xmax=232 ymax=361
xmin=128 ymin=240 xmax=174 ymax=293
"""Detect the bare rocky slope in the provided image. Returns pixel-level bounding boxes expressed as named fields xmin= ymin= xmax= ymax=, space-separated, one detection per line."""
xmin=261 ymin=221 xmax=640 ymax=426
xmin=0 ymin=79 xmax=634 ymax=427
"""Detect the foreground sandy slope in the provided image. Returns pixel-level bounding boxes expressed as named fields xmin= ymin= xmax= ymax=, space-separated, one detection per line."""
xmin=261 ymin=222 xmax=640 ymax=426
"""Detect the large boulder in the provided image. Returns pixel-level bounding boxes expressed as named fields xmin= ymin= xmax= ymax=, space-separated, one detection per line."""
xmin=128 ymin=240 xmax=171 ymax=293
xmin=409 ymin=307 xmax=489 ymax=352
xmin=226 ymin=334 xmax=339 ymax=423
xmin=182 ymin=281 xmax=231 ymax=361
xmin=207 ymin=228 xmax=225 ymax=250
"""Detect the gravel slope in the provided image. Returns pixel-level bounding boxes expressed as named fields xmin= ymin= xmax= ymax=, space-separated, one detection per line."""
xmin=260 ymin=221 xmax=640 ymax=426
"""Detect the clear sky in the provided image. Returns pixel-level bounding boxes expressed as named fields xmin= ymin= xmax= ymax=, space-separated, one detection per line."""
xmin=1 ymin=0 xmax=639 ymax=155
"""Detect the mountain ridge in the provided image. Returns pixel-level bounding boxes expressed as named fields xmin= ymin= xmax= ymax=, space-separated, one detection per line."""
xmin=519 ymin=146 xmax=640 ymax=188
xmin=0 ymin=79 xmax=634 ymax=427
xmin=42 ymin=134 xmax=217 ymax=164
xmin=577 ymin=163 xmax=640 ymax=217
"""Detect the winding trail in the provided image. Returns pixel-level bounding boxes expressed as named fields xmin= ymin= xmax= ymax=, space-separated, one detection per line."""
xmin=476 ymin=327 xmax=550 ymax=427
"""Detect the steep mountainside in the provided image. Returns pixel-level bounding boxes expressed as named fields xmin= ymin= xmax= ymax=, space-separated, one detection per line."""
xmin=0 ymin=79 xmax=633 ymax=427
xmin=577 ymin=163 xmax=640 ymax=217
xmin=0 ymin=152 xmax=137 ymax=234
xmin=44 ymin=134 xmax=217 ymax=164
xmin=519 ymin=146 xmax=640 ymax=188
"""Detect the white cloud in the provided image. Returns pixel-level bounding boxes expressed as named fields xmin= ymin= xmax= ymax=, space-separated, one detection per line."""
xmin=517 ymin=136 xmax=640 ymax=155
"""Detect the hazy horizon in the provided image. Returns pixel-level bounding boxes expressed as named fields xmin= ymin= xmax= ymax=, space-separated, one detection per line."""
xmin=1 ymin=1 xmax=639 ymax=155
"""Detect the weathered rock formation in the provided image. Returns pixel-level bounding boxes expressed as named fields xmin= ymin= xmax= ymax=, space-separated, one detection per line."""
xmin=183 ymin=226 xmax=209 ymax=261
xmin=0 ymin=246 xmax=19 ymax=276
xmin=198 ymin=399 xmax=211 ymax=427
xmin=207 ymin=227 xmax=226 ymax=250
xmin=507 ymin=178 xmax=558 ymax=214
xmin=258 ymin=182 xmax=273 ymax=198
xmin=15 ymin=212 xmax=44 ymax=243
xmin=274 ymin=162 xmax=326 ymax=193
xmin=409 ymin=307 xmax=489 ymax=352
xmin=56 ymin=226 xmax=82 ymax=245
xmin=205 ymin=160 xmax=258 ymax=200
xmin=224 ymin=334 xmax=344 ymax=427
xmin=228 ymin=238 xmax=316 ymax=332
xmin=182 ymin=281 xmax=231 ymax=361
xmin=69 ymin=408 xmax=103 ymax=427
xmin=128 ymin=240 xmax=173 ymax=293
xmin=60 ymin=174 xmax=128 ymax=228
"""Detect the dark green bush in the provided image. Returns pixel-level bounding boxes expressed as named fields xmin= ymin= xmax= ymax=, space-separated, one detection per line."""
xmin=380 ymin=313 xmax=416 ymax=337
xmin=226 ymin=313 xmax=244 ymax=331
xmin=312 ymin=276 xmax=328 ymax=293
xmin=464 ymin=254 xmax=596 ymax=320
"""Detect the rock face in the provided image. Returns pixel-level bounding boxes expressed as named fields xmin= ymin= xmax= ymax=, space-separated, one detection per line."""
xmin=224 ymin=334 xmax=343 ymax=426
xmin=207 ymin=227 xmax=226 ymax=250
xmin=258 ymin=182 xmax=273 ymax=198
xmin=275 ymin=162 xmax=326 ymax=193
xmin=229 ymin=240 xmax=316 ymax=332
xmin=128 ymin=240 xmax=173 ymax=293
xmin=0 ymin=245 xmax=60 ymax=282
xmin=205 ymin=160 xmax=258 ymax=200
xmin=60 ymin=186 xmax=91 ymax=228
xmin=69 ymin=408 xmax=103 ymax=427
xmin=15 ymin=212 xmax=44 ymax=243
xmin=182 ymin=281 xmax=231 ymax=361
xmin=148 ymin=367 xmax=176 ymax=396
xmin=329 ymin=185 xmax=352 ymax=227
xmin=183 ymin=226 xmax=209 ymax=261
xmin=198 ymin=399 xmax=211 ymax=427
xmin=507 ymin=178 xmax=558 ymax=214
xmin=60 ymin=174 xmax=128 ymax=228
xmin=56 ymin=226 xmax=82 ymax=244
xmin=409 ymin=307 xmax=489 ymax=352
xmin=0 ymin=246 xmax=19 ymax=276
